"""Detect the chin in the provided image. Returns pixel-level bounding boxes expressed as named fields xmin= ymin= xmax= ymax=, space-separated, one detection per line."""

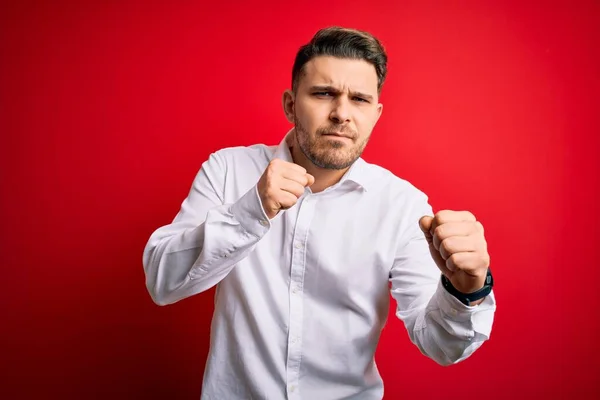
xmin=312 ymin=151 xmax=357 ymax=170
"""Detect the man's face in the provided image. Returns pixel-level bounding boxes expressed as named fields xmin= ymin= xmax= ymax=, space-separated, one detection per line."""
xmin=286 ymin=56 xmax=383 ymax=170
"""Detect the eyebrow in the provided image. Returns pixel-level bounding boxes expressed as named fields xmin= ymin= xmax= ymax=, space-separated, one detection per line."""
xmin=309 ymin=85 xmax=374 ymax=102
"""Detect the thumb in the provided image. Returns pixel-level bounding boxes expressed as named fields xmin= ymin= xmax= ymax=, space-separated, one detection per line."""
xmin=306 ymin=173 xmax=315 ymax=187
xmin=419 ymin=215 xmax=434 ymax=236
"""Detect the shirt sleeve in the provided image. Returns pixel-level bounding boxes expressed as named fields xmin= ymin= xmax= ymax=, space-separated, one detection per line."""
xmin=389 ymin=193 xmax=496 ymax=366
xmin=142 ymin=151 xmax=271 ymax=306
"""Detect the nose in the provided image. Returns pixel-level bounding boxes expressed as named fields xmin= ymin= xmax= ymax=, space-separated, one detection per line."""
xmin=329 ymin=97 xmax=351 ymax=124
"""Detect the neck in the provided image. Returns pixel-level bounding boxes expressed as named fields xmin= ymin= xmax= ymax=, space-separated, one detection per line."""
xmin=289 ymin=142 xmax=349 ymax=194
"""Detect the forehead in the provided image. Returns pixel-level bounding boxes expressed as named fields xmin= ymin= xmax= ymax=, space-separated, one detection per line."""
xmin=299 ymin=56 xmax=378 ymax=93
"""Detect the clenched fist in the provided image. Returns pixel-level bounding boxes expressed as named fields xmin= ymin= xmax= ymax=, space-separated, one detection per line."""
xmin=419 ymin=210 xmax=490 ymax=296
xmin=257 ymin=159 xmax=315 ymax=219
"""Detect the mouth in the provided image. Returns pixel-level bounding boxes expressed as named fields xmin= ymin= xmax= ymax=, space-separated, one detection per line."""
xmin=323 ymin=132 xmax=353 ymax=140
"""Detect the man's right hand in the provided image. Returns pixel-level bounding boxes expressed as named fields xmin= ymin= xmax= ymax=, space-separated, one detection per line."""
xmin=257 ymin=159 xmax=315 ymax=219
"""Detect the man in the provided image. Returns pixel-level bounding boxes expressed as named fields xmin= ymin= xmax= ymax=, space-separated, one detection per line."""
xmin=143 ymin=26 xmax=496 ymax=400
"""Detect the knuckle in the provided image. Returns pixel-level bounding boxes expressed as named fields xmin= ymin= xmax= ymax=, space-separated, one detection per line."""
xmin=441 ymin=237 xmax=453 ymax=254
xmin=446 ymin=254 xmax=456 ymax=268
xmin=269 ymin=159 xmax=283 ymax=172
xmin=435 ymin=210 xmax=450 ymax=222
xmin=475 ymin=221 xmax=484 ymax=232
xmin=433 ymin=225 xmax=445 ymax=240
xmin=480 ymin=252 xmax=491 ymax=267
xmin=448 ymin=253 xmax=460 ymax=266
xmin=293 ymin=183 xmax=305 ymax=197
xmin=285 ymin=193 xmax=299 ymax=206
xmin=265 ymin=165 xmax=276 ymax=179
xmin=275 ymin=193 xmax=288 ymax=206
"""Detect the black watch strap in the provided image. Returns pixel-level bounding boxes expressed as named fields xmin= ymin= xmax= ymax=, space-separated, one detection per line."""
xmin=441 ymin=268 xmax=493 ymax=306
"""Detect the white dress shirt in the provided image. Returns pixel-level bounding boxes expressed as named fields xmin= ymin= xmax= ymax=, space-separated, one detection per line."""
xmin=143 ymin=131 xmax=496 ymax=400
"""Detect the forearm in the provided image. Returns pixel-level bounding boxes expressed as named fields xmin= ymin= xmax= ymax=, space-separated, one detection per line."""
xmin=143 ymin=185 xmax=270 ymax=305
xmin=402 ymin=281 xmax=496 ymax=366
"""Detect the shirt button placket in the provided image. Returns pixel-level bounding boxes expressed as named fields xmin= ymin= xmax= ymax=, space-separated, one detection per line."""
xmin=286 ymin=194 xmax=315 ymax=399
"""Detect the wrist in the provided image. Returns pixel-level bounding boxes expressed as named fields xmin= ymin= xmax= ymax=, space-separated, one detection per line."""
xmin=451 ymin=274 xmax=486 ymax=294
xmin=441 ymin=269 xmax=494 ymax=306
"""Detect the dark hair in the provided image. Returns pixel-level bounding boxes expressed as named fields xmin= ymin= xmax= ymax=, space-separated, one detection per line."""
xmin=291 ymin=26 xmax=388 ymax=94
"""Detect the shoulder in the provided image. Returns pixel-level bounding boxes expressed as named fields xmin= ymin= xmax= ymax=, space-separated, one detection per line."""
xmin=205 ymin=143 xmax=277 ymax=170
xmin=360 ymin=160 xmax=434 ymax=242
xmin=361 ymin=159 xmax=429 ymax=204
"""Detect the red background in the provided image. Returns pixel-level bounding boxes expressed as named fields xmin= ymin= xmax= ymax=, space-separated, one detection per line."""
xmin=1 ymin=1 xmax=599 ymax=399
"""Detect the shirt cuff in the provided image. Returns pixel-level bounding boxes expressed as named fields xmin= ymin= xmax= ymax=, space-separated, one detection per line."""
xmin=435 ymin=279 xmax=496 ymax=339
xmin=229 ymin=185 xmax=271 ymax=238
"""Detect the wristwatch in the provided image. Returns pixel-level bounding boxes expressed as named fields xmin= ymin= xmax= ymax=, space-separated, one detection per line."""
xmin=441 ymin=268 xmax=494 ymax=306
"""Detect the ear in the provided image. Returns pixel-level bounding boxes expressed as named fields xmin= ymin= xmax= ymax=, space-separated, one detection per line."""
xmin=375 ymin=102 xmax=383 ymax=124
xmin=282 ymin=89 xmax=295 ymax=124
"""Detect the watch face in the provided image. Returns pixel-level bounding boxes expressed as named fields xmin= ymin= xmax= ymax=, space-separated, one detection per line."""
xmin=485 ymin=269 xmax=494 ymax=286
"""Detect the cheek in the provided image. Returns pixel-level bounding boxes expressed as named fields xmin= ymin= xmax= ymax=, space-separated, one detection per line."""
xmin=352 ymin=115 xmax=367 ymax=133
xmin=355 ymin=110 xmax=378 ymax=131
xmin=301 ymin=98 xmax=331 ymax=116
xmin=297 ymin=106 xmax=327 ymax=130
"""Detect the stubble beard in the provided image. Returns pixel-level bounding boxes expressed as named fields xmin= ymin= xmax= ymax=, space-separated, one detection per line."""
xmin=293 ymin=117 xmax=370 ymax=170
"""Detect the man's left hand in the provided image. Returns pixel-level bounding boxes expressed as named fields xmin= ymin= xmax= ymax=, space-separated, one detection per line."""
xmin=419 ymin=210 xmax=490 ymax=296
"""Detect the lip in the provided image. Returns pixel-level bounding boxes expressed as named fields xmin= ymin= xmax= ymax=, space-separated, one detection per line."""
xmin=323 ymin=132 xmax=352 ymax=139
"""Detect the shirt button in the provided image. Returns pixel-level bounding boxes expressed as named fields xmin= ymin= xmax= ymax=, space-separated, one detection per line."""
xmin=259 ymin=219 xmax=269 ymax=226
xmin=292 ymin=287 xmax=298 ymax=294
xmin=294 ymin=242 xmax=302 ymax=249
xmin=289 ymin=385 xmax=296 ymax=392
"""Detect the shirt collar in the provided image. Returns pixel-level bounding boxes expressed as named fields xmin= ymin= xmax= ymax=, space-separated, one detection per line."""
xmin=270 ymin=129 xmax=371 ymax=192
